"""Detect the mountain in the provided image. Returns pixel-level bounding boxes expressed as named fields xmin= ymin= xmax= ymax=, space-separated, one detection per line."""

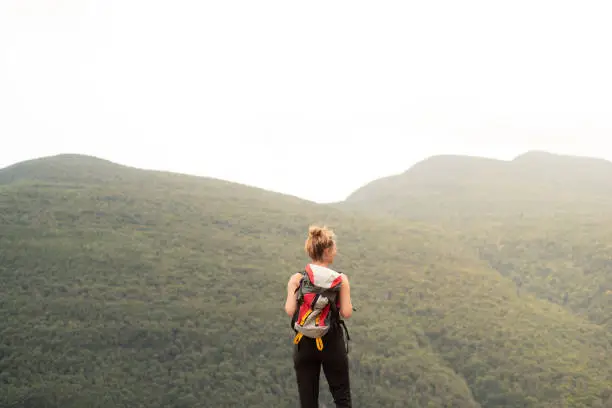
xmin=340 ymin=150 xmax=612 ymax=335
xmin=2 ymin=154 xmax=612 ymax=407
xmin=343 ymin=151 xmax=612 ymax=221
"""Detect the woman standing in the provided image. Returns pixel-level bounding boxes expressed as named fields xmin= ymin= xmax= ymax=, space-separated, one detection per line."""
xmin=285 ymin=225 xmax=353 ymax=408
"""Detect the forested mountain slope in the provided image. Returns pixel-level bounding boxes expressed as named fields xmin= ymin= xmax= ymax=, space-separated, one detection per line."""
xmin=460 ymin=216 xmax=612 ymax=331
xmin=339 ymin=150 xmax=612 ymax=333
xmin=1 ymin=154 xmax=612 ymax=407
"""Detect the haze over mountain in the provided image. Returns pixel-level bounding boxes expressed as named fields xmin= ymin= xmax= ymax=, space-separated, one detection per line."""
xmin=3 ymin=1 xmax=612 ymax=204
xmin=342 ymin=150 xmax=612 ymax=220
xmin=2 ymin=153 xmax=612 ymax=408
xmin=340 ymin=149 xmax=612 ymax=346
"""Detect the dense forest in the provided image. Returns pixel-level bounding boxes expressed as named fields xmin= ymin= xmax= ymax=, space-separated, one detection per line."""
xmin=341 ymin=150 xmax=612 ymax=333
xmin=2 ymin=154 xmax=612 ymax=407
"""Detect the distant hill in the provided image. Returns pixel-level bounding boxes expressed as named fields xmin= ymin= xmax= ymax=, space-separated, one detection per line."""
xmin=0 ymin=154 xmax=132 ymax=185
xmin=342 ymin=151 xmax=612 ymax=220
xmin=2 ymin=154 xmax=612 ymax=407
xmin=339 ymin=150 xmax=612 ymax=338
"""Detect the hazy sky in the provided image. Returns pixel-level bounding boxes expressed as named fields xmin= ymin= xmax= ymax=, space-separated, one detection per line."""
xmin=2 ymin=1 xmax=611 ymax=202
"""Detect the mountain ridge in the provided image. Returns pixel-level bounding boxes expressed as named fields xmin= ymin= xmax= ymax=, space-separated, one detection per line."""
xmin=341 ymin=149 xmax=612 ymax=219
xmin=334 ymin=147 xmax=612 ymax=353
xmin=4 ymin=150 xmax=611 ymax=204
xmin=0 ymin=153 xmax=319 ymax=206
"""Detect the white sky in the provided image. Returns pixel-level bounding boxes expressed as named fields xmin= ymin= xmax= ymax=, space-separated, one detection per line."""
xmin=1 ymin=0 xmax=612 ymax=203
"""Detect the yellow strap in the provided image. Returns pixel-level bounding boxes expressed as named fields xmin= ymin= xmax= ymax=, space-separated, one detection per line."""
xmin=299 ymin=310 xmax=312 ymax=325
xmin=293 ymin=333 xmax=303 ymax=344
xmin=316 ymin=337 xmax=324 ymax=351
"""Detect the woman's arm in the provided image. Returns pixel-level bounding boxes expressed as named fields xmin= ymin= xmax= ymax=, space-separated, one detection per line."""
xmin=284 ymin=272 xmax=303 ymax=317
xmin=339 ymin=274 xmax=353 ymax=319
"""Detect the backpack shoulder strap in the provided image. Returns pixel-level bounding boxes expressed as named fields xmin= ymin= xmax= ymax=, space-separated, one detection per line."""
xmin=290 ymin=270 xmax=306 ymax=331
xmin=328 ymin=291 xmax=352 ymax=354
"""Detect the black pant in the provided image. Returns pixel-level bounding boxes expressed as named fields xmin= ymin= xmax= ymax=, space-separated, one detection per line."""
xmin=293 ymin=327 xmax=352 ymax=408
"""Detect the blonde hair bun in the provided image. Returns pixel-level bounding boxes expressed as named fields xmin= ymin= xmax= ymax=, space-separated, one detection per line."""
xmin=309 ymin=226 xmax=323 ymax=238
xmin=305 ymin=225 xmax=335 ymax=261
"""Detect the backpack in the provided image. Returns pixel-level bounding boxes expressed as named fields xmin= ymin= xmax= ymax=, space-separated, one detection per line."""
xmin=291 ymin=263 xmax=350 ymax=352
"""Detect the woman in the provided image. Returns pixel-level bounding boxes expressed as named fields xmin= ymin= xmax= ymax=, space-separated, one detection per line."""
xmin=284 ymin=225 xmax=353 ymax=408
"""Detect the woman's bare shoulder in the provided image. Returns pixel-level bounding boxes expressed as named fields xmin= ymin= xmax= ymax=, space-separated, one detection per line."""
xmin=288 ymin=272 xmax=303 ymax=284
